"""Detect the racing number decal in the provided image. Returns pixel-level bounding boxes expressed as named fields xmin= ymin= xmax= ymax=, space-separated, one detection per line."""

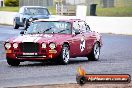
xmin=80 ymin=38 xmax=85 ymax=52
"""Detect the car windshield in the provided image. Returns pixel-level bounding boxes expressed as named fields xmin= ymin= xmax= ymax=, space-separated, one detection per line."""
xmin=26 ymin=21 xmax=72 ymax=34
xmin=25 ymin=8 xmax=49 ymax=15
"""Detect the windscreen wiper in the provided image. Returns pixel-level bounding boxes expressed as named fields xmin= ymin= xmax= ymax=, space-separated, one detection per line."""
xmin=58 ymin=29 xmax=69 ymax=33
xmin=43 ymin=27 xmax=52 ymax=33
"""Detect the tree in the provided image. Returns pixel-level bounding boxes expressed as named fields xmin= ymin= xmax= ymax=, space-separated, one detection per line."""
xmin=4 ymin=0 xmax=19 ymax=7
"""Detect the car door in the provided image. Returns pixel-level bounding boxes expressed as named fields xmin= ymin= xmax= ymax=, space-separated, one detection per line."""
xmin=78 ymin=21 xmax=94 ymax=56
xmin=68 ymin=21 xmax=82 ymax=57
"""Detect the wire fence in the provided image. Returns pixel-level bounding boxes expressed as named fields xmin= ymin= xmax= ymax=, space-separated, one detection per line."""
xmin=19 ymin=0 xmax=132 ymax=8
xmin=19 ymin=0 xmax=53 ymax=7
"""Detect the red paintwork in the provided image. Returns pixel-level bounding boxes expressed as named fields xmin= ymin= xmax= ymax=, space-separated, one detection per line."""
xmin=4 ymin=19 xmax=102 ymax=62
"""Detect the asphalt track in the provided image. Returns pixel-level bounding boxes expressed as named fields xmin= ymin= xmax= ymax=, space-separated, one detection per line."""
xmin=0 ymin=25 xmax=132 ymax=88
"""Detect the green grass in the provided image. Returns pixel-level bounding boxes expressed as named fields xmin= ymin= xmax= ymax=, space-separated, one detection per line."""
xmin=96 ymin=7 xmax=132 ymax=16
xmin=0 ymin=6 xmax=19 ymax=12
xmin=48 ymin=6 xmax=56 ymax=15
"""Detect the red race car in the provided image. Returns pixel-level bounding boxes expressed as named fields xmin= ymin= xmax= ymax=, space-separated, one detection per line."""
xmin=4 ymin=19 xmax=102 ymax=66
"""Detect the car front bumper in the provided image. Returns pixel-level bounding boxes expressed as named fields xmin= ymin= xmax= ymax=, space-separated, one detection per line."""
xmin=6 ymin=49 xmax=59 ymax=61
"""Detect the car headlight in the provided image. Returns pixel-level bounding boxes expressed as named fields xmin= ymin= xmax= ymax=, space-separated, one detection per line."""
xmin=42 ymin=43 xmax=46 ymax=48
xmin=49 ymin=43 xmax=56 ymax=49
xmin=5 ymin=42 xmax=11 ymax=49
xmin=13 ymin=43 xmax=18 ymax=48
xmin=29 ymin=18 xmax=33 ymax=22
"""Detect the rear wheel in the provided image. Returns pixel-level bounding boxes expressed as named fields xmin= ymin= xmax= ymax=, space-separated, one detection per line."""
xmin=87 ymin=42 xmax=100 ymax=61
xmin=13 ymin=20 xmax=19 ymax=29
xmin=7 ymin=58 xmax=20 ymax=66
xmin=57 ymin=44 xmax=70 ymax=65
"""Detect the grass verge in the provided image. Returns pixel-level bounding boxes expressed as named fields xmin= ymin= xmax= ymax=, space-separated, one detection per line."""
xmin=96 ymin=7 xmax=132 ymax=17
xmin=0 ymin=6 xmax=19 ymax=12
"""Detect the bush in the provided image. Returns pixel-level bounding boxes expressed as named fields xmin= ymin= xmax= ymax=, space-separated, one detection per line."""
xmin=4 ymin=0 xmax=19 ymax=7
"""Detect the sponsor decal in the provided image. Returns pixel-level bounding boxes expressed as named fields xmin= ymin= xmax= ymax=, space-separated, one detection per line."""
xmin=13 ymin=35 xmax=42 ymax=42
xmin=76 ymin=66 xmax=131 ymax=85
xmin=22 ymin=36 xmax=41 ymax=42
xmin=23 ymin=53 xmax=38 ymax=55
xmin=13 ymin=34 xmax=53 ymax=43
xmin=80 ymin=38 xmax=85 ymax=52
xmin=13 ymin=34 xmax=46 ymax=42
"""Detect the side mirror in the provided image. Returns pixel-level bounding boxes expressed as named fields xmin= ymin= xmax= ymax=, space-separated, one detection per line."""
xmin=20 ymin=31 xmax=24 ymax=35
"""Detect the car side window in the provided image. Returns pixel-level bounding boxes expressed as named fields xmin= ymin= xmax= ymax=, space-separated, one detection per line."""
xmin=73 ymin=21 xmax=79 ymax=30
xmin=78 ymin=21 xmax=87 ymax=33
xmin=73 ymin=21 xmax=80 ymax=34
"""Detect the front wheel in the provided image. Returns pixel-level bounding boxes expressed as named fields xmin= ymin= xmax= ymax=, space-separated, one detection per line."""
xmin=7 ymin=58 xmax=20 ymax=66
xmin=57 ymin=45 xmax=70 ymax=65
xmin=87 ymin=42 xmax=100 ymax=61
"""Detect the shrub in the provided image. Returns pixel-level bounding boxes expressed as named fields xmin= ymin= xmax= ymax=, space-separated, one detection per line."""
xmin=4 ymin=0 xmax=19 ymax=7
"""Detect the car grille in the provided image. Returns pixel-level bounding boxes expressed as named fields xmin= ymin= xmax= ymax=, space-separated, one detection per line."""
xmin=19 ymin=42 xmax=39 ymax=53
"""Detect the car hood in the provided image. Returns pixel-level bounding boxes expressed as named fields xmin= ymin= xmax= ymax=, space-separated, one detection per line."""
xmin=10 ymin=34 xmax=72 ymax=44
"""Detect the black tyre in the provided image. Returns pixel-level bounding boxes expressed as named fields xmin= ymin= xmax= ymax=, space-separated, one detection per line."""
xmin=76 ymin=76 xmax=86 ymax=85
xmin=13 ymin=20 xmax=19 ymax=29
xmin=7 ymin=58 xmax=20 ymax=66
xmin=57 ymin=44 xmax=70 ymax=65
xmin=87 ymin=42 xmax=100 ymax=61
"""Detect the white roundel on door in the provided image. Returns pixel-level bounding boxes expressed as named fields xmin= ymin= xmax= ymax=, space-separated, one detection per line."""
xmin=80 ymin=38 xmax=85 ymax=52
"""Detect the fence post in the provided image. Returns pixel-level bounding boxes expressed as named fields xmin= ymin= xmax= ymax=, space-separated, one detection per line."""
xmin=61 ymin=4 xmax=63 ymax=15
xmin=56 ymin=4 xmax=58 ymax=15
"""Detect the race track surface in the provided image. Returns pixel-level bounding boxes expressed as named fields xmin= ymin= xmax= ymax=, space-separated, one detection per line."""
xmin=0 ymin=25 xmax=132 ymax=87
